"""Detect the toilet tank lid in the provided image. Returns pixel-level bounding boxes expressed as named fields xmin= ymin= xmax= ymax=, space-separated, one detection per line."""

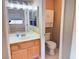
xmin=46 ymin=41 xmax=56 ymax=46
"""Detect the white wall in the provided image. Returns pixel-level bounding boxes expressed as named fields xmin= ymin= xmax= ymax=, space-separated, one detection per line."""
xmin=59 ymin=0 xmax=75 ymax=59
xmin=2 ymin=0 xmax=9 ymax=59
xmin=39 ymin=0 xmax=45 ymax=59
xmin=70 ymin=19 xmax=76 ymax=59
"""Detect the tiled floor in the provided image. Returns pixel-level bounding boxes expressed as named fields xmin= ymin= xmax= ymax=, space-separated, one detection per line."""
xmin=45 ymin=49 xmax=59 ymax=59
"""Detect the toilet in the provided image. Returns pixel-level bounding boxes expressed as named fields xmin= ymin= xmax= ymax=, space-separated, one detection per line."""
xmin=45 ymin=33 xmax=57 ymax=55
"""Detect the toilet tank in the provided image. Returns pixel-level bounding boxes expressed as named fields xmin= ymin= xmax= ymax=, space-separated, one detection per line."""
xmin=45 ymin=33 xmax=51 ymax=41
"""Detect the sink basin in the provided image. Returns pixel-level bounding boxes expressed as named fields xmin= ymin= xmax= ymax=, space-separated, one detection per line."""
xmin=9 ymin=31 xmax=40 ymax=44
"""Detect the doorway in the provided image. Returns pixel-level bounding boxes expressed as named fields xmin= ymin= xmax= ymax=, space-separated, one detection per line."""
xmin=44 ymin=0 xmax=61 ymax=59
xmin=42 ymin=0 xmax=75 ymax=59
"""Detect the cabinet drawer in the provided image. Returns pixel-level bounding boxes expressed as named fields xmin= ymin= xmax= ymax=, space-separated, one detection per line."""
xmin=11 ymin=44 xmax=19 ymax=51
xmin=19 ymin=41 xmax=34 ymax=49
xmin=34 ymin=39 xmax=40 ymax=46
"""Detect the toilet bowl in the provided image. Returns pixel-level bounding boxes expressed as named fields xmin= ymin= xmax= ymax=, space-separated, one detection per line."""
xmin=45 ymin=33 xmax=57 ymax=55
xmin=46 ymin=41 xmax=56 ymax=55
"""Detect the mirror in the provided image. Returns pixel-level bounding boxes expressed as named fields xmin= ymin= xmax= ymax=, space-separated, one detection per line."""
xmin=7 ymin=0 xmax=39 ymax=34
xmin=8 ymin=8 xmax=26 ymax=33
xmin=29 ymin=6 xmax=39 ymax=27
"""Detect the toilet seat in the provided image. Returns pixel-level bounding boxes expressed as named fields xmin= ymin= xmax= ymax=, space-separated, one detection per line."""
xmin=46 ymin=41 xmax=56 ymax=49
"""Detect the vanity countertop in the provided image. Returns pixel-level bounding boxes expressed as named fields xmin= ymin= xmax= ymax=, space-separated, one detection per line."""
xmin=9 ymin=31 xmax=40 ymax=44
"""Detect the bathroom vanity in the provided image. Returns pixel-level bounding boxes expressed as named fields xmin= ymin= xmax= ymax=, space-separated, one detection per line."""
xmin=10 ymin=39 xmax=40 ymax=59
xmin=9 ymin=31 xmax=40 ymax=59
xmin=7 ymin=0 xmax=41 ymax=59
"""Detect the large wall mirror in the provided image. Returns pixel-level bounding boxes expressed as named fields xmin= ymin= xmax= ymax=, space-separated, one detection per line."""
xmin=8 ymin=8 xmax=26 ymax=33
xmin=29 ymin=6 xmax=39 ymax=27
xmin=7 ymin=0 xmax=39 ymax=34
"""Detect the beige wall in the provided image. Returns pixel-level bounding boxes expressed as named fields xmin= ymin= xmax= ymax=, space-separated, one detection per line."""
xmin=51 ymin=0 xmax=61 ymax=48
xmin=46 ymin=0 xmax=54 ymax=10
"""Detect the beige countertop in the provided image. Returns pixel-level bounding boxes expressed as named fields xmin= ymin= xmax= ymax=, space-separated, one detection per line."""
xmin=8 ymin=31 xmax=40 ymax=44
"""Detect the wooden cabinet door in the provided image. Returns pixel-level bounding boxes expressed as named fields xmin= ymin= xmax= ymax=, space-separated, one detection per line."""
xmin=27 ymin=47 xmax=34 ymax=59
xmin=11 ymin=39 xmax=40 ymax=59
xmin=33 ymin=39 xmax=40 ymax=58
xmin=33 ymin=46 xmax=40 ymax=58
xmin=12 ymin=49 xmax=28 ymax=59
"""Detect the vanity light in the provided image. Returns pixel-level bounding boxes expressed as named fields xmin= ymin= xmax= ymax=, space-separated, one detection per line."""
xmin=7 ymin=3 xmax=14 ymax=9
xmin=7 ymin=3 xmax=33 ymax=10
xmin=15 ymin=4 xmax=23 ymax=9
xmin=22 ymin=5 xmax=32 ymax=10
xmin=22 ymin=5 xmax=27 ymax=9
xmin=33 ymin=6 xmax=37 ymax=10
xmin=7 ymin=3 xmax=23 ymax=9
xmin=28 ymin=5 xmax=32 ymax=10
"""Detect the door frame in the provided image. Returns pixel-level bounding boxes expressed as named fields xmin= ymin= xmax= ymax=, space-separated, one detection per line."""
xmin=59 ymin=0 xmax=75 ymax=59
xmin=2 ymin=0 xmax=75 ymax=59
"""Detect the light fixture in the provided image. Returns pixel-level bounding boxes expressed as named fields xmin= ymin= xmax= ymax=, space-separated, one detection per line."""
xmin=28 ymin=5 xmax=32 ymax=10
xmin=7 ymin=3 xmax=33 ymax=10
xmin=33 ymin=6 xmax=37 ymax=10
xmin=7 ymin=3 xmax=14 ymax=9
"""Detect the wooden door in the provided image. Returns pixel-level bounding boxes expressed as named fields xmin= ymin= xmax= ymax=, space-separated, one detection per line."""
xmin=12 ymin=49 xmax=28 ymax=59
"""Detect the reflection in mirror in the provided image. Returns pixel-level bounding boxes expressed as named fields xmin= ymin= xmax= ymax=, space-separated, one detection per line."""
xmin=7 ymin=0 xmax=39 ymax=34
xmin=29 ymin=6 xmax=39 ymax=27
xmin=8 ymin=8 xmax=26 ymax=33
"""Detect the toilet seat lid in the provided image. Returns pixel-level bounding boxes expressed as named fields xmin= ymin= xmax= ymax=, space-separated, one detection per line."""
xmin=46 ymin=41 xmax=56 ymax=46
